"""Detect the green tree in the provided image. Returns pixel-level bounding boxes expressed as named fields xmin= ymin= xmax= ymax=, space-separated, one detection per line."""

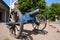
xmin=49 ymin=3 xmax=60 ymax=20
xmin=18 ymin=0 xmax=46 ymax=14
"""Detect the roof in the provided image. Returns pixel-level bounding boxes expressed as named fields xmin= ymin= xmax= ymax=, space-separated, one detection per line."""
xmin=0 ymin=0 xmax=9 ymax=9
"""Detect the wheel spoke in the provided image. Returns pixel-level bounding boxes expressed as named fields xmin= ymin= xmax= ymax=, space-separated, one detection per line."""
xmin=32 ymin=15 xmax=47 ymax=30
xmin=7 ymin=10 xmax=23 ymax=39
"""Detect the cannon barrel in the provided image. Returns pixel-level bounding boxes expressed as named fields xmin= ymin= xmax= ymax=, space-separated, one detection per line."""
xmin=29 ymin=9 xmax=41 ymax=16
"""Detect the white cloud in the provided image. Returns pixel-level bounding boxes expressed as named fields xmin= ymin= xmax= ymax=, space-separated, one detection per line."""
xmin=10 ymin=0 xmax=18 ymax=9
xmin=11 ymin=2 xmax=14 ymax=9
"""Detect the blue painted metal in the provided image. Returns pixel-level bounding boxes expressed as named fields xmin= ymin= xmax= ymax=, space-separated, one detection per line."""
xmin=22 ymin=9 xmax=40 ymax=24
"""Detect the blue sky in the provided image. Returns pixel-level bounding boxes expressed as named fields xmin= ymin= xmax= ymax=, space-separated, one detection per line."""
xmin=3 ymin=0 xmax=60 ymax=7
xmin=46 ymin=0 xmax=60 ymax=6
xmin=3 ymin=0 xmax=15 ymax=6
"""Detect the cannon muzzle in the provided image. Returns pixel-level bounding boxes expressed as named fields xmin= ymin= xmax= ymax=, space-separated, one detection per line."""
xmin=29 ymin=9 xmax=41 ymax=16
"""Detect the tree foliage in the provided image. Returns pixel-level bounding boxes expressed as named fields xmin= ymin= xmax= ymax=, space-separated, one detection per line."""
xmin=18 ymin=0 xmax=46 ymax=14
xmin=18 ymin=0 xmax=60 ymax=21
xmin=47 ymin=3 xmax=60 ymax=20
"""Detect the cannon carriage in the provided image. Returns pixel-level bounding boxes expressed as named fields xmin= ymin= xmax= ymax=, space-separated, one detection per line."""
xmin=6 ymin=9 xmax=47 ymax=39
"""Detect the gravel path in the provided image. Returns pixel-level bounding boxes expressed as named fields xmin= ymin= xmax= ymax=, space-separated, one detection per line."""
xmin=0 ymin=23 xmax=60 ymax=40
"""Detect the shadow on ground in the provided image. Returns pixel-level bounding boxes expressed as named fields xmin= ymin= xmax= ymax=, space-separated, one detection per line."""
xmin=19 ymin=29 xmax=48 ymax=40
xmin=20 ymin=34 xmax=33 ymax=40
xmin=23 ymin=29 xmax=48 ymax=35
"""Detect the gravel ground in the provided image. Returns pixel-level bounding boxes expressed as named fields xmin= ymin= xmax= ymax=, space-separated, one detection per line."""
xmin=0 ymin=22 xmax=60 ymax=40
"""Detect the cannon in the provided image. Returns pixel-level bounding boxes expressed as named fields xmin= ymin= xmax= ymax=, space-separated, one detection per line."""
xmin=22 ymin=9 xmax=41 ymax=24
xmin=6 ymin=9 xmax=47 ymax=39
xmin=29 ymin=9 xmax=40 ymax=16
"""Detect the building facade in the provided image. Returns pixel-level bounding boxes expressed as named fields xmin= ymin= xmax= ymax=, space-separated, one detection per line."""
xmin=0 ymin=0 xmax=9 ymax=22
